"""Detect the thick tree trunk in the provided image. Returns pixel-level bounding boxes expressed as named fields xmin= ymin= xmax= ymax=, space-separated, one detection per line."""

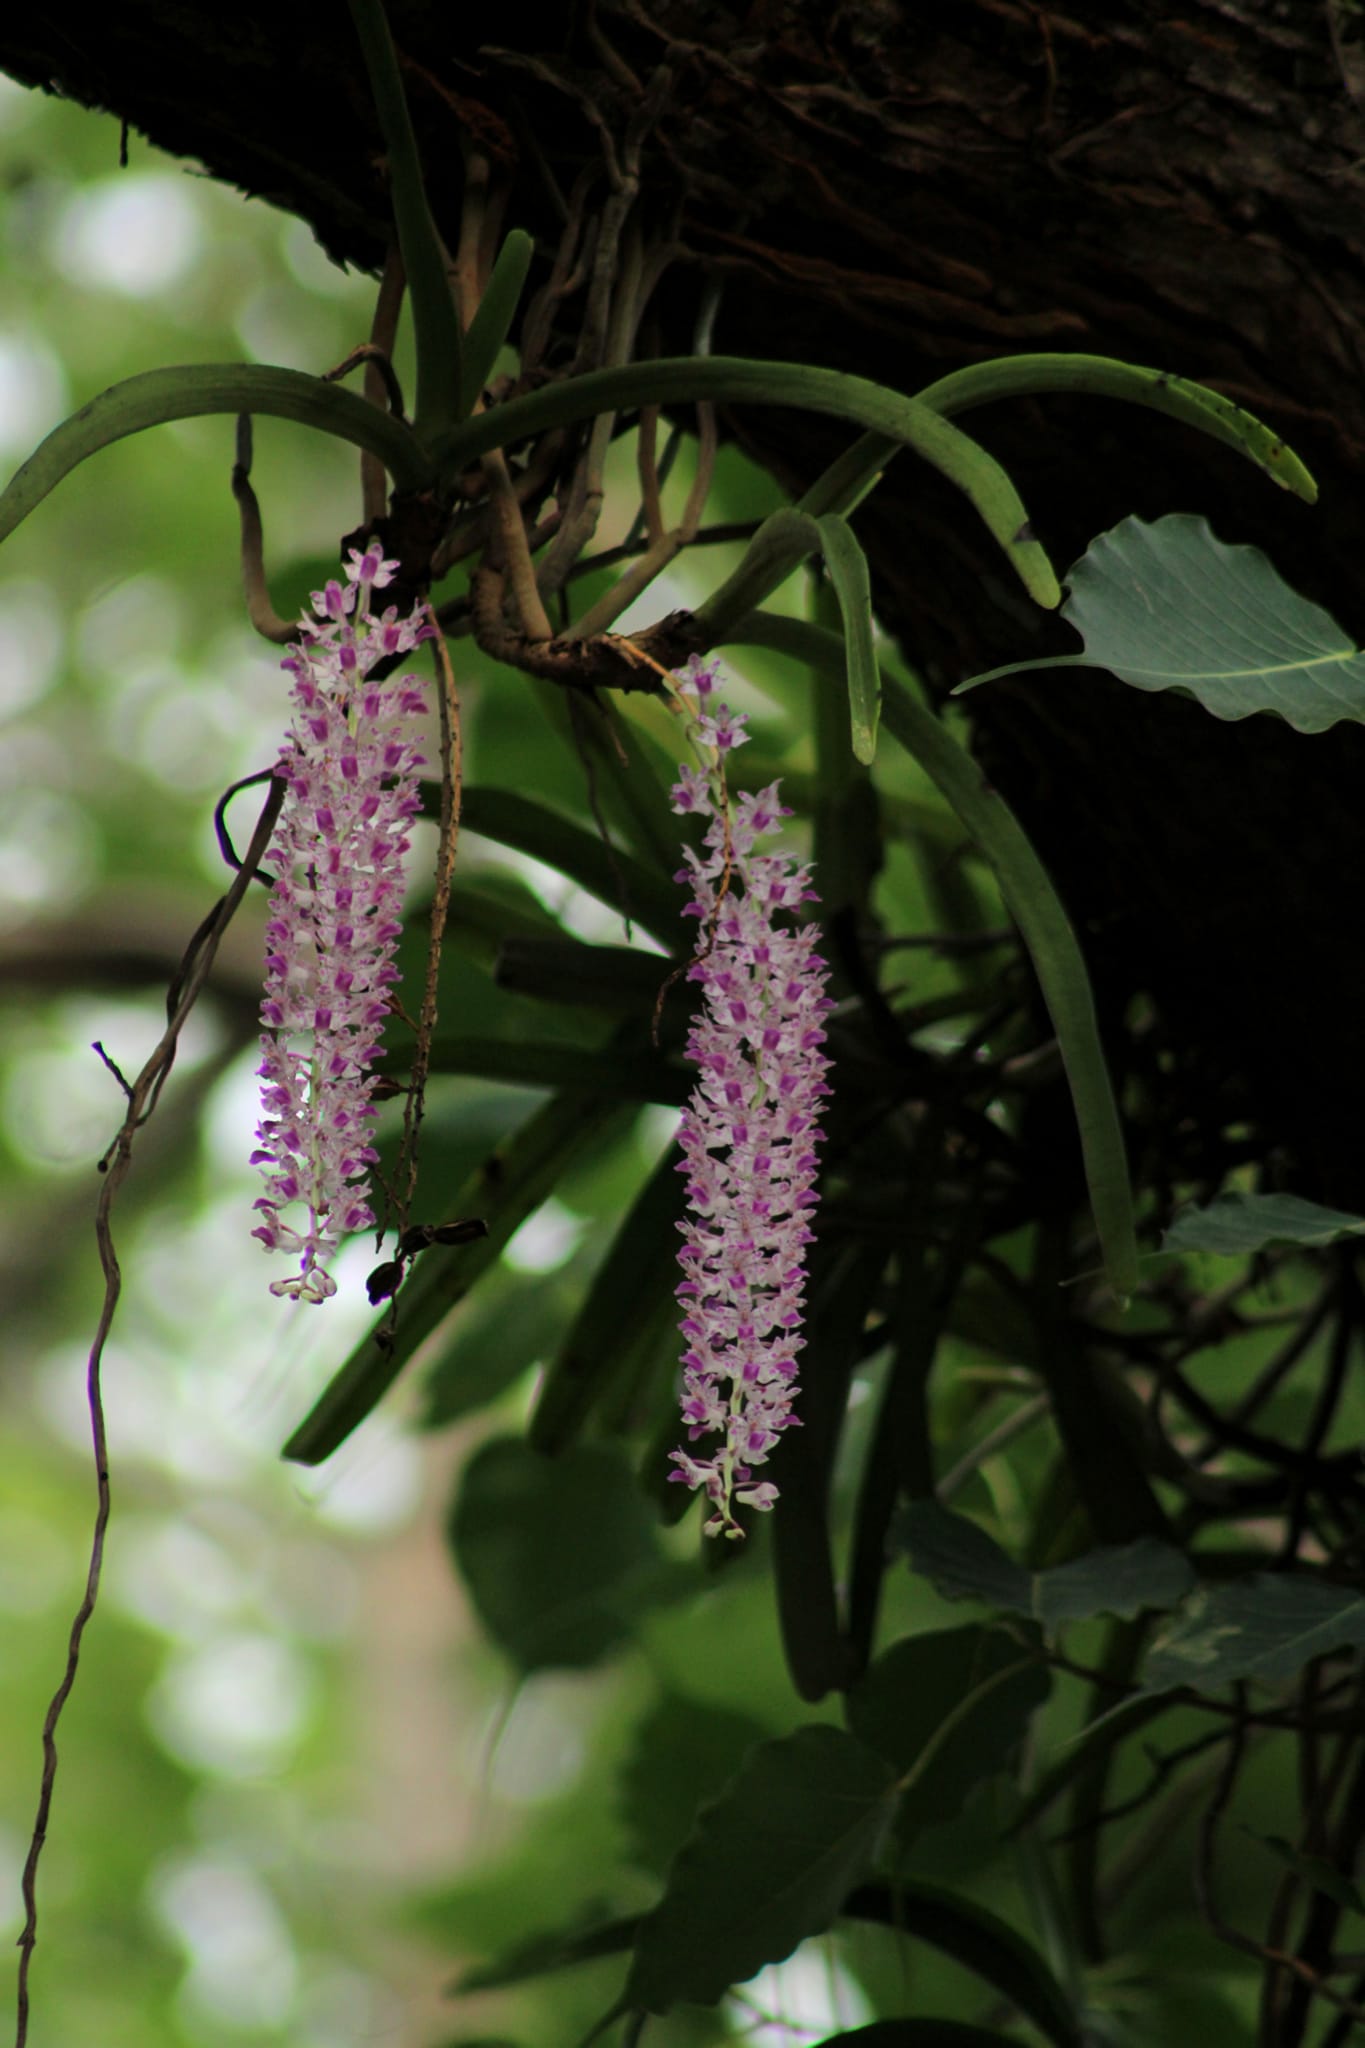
xmin=6 ymin=0 xmax=1365 ymax=1197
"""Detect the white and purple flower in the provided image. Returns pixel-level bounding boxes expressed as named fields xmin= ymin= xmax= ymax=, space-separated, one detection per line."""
xmin=251 ymin=543 xmax=429 ymax=1302
xmin=669 ymin=660 xmax=834 ymax=1536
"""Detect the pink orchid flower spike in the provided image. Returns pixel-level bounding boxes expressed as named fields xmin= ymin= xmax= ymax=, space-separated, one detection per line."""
xmin=668 ymin=658 xmax=835 ymax=1536
xmin=251 ymin=543 xmax=430 ymax=1303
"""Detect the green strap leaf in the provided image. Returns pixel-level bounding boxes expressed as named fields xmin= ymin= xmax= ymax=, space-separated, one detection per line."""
xmin=407 ymin=1033 xmax=687 ymax=1104
xmin=844 ymin=1884 xmax=1082 ymax=2048
xmin=784 ymin=353 xmax=1312 ymax=610
xmin=806 ymin=575 xmax=881 ymax=931
xmin=692 ymin=506 xmax=881 ymax=762
xmin=1243 ymin=1830 xmax=1365 ymax=1917
xmin=816 ymin=2025 xmax=1032 ymax=2047
xmin=427 ymin=355 xmax=1060 ymax=610
xmin=346 ymin=0 xmax=463 ymax=436
xmin=493 ymin=937 xmax=676 ymax=1017
xmin=1162 ymin=1189 xmax=1365 ymax=1257
xmin=459 ymin=228 xmax=535 ymax=418
xmin=816 ymin=513 xmax=881 ymax=763
xmin=461 ymin=785 xmax=683 ymax=947
xmin=915 ymin=352 xmax=1316 ymax=503
xmin=1007 ymin=1692 xmax=1171 ymax=1834
xmin=0 ymin=363 xmax=433 ymax=545
xmin=438 ymin=880 xmax=561 ymax=973
xmin=420 ymin=1265 xmax=576 ymax=1428
xmin=732 ymin=611 xmax=1138 ymax=1302
xmin=529 ymin=1140 xmax=682 ymax=1455
xmin=774 ymin=358 xmax=1313 ymax=751
xmin=281 ymin=1089 xmax=622 ymax=1463
xmin=771 ymin=1243 xmax=887 ymax=1701
xmin=792 ymin=353 xmax=1315 ymax=689
xmin=626 ymin=1726 xmax=900 ymax=2013
xmin=526 ymin=680 xmax=684 ymax=880
xmin=797 ymin=429 xmax=900 ymax=522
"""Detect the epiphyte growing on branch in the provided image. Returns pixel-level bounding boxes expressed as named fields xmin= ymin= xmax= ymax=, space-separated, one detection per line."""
xmin=252 ymin=544 xmax=430 ymax=1302
xmin=668 ymin=660 xmax=834 ymax=1537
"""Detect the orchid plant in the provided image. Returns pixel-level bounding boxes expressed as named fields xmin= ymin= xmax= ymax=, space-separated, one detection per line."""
xmin=8 ymin=4 xmax=1361 ymax=2045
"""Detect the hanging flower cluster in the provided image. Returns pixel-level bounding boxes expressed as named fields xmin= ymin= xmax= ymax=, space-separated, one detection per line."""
xmin=252 ymin=543 xmax=429 ymax=1302
xmin=668 ymin=660 xmax=834 ymax=1536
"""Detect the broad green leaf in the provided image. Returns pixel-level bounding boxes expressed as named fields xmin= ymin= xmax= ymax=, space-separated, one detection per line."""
xmin=430 ymin=356 xmax=1060 ymax=610
xmin=1162 ymin=1189 xmax=1365 ymax=1257
xmin=815 ymin=2026 xmax=1027 ymax=2047
xmin=1034 ymin=1538 xmax=1194 ymax=1625
xmin=895 ymin=1503 xmax=1193 ymax=1628
xmin=282 ymin=1090 xmax=623 ymax=1463
xmin=960 ymin=515 xmax=1365 ymax=732
xmin=916 ymin=354 xmax=1316 ymax=502
xmin=461 ymin=786 xmax=683 ymax=945
xmin=1067 ymin=515 xmax=1365 ymax=728
xmin=530 ymin=1142 xmax=681 ymax=1455
xmin=843 ymin=1883 xmax=1082 ymax=2048
xmin=617 ymin=1694 xmax=766 ymax=1876
xmin=1140 ymin=1577 xmax=1365 ymax=1695
xmin=895 ymin=1506 xmax=1026 ymax=1611
xmin=0 ymin=363 xmax=433 ymax=545
xmin=458 ymin=1914 xmax=640 ymax=1993
xmin=733 ymin=613 xmax=1139 ymax=1304
xmin=815 ymin=512 xmax=881 ymax=763
xmin=449 ymin=1438 xmax=664 ymax=1671
xmin=626 ymin=1726 xmax=900 ymax=2012
xmin=845 ymin=1626 xmax=1049 ymax=1835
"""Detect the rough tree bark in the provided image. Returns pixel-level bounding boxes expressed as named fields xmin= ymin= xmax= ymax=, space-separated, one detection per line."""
xmin=5 ymin=0 xmax=1365 ymax=1203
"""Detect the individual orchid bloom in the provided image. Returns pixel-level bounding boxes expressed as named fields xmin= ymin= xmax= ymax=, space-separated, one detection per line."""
xmin=251 ymin=543 xmax=430 ymax=1302
xmin=668 ymin=659 xmax=834 ymax=1536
